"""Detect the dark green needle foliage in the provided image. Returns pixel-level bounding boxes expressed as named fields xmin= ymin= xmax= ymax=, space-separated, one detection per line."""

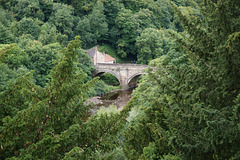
xmin=122 ymin=0 xmax=240 ymax=159
xmin=0 ymin=37 xmax=125 ymax=159
xmin=0 ymin=0 xmax=239 ymax=159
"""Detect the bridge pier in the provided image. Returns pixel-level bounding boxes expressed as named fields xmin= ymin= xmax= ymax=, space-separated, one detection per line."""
xmin=121 ymin=84 xmax=129 ymax=90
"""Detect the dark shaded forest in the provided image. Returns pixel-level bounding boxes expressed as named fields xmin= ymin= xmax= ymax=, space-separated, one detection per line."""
xmin=0 ymin=0 xmax=239 ymax=159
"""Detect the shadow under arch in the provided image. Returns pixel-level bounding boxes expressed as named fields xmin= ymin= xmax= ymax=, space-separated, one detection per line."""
xmin=127 ymin=73 xmax=144 ymax=88
xmin=94 ymin=71 xmax=121 ymax=85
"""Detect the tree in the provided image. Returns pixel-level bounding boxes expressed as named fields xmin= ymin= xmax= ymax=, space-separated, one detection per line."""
xmin=71 ymin=0 xmax=97 ymax=16
xmin=115 ymin=8 xmax=138 ymax=58
xmin=38 ymin=0 xmax=54 ymax=22
xmin=0 ymin=22 xmax=14 ymax=44
xmin=48 ymin=3 xmax=75 ymax=39
xmin=18 ymin=39 xmax=61 ymax=86
xmin=115 ymin=7 xmax=161 ymax=58
xmin=0 ymin=44 xmax=29 ymax=70
xmin=0 ymin=36 xmax=125 ymax=159
xmin=136 ymin=28 xmax=165 ymax=64
xmin=75 ymin=1 xmax=108 ymax=47
xmin=136 ymin=28 xmax=184 ymax=65
xmin=10 ymin=17 xmax=41 ymax=39
xmin=102 ymin=0 xmax=123 ymax=44
xmin=9 ymin=0 xmax=45 ymax=21
xmin=0 ymin=0 xmax=9 ymax=9
xmin=122 ymin=0 xmax=240 ymax=159
xmin=75 ymin=49 xmax=95 ymax=81
xmin=0 ymin=63 xmax=28 ymax=93
xmin=156 ymin=0 xmax=175 ymax=29
xmin=0 ymin=7 xmax=15 ymax=28
xmin=118 ymin=0 xmax=146 ymax=12
xmin=122 ymin=51 xmax=185 ymax=159
xmin=38 ymin=23 xmax=68 ymax=45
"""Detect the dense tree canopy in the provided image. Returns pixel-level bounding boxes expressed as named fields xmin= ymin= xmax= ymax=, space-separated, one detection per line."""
xmin=0 ymin=0 xmax=193 ymax=59
xmin=0 ymin=0 xmax=239 ymax=159
xmin=0 ymin=37 xmax=124 ymax=159
xmin=75 ymin=1 xmax=108 ymax=48
xmin=121 ymin=0 xmax=240 ymax=159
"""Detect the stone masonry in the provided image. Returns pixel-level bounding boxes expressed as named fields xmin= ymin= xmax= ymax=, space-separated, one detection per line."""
xmin=94 ymin=63 xmax=149 ymax=89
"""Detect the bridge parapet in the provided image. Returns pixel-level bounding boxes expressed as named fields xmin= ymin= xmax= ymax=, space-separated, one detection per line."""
xmin=95 ymin=63 xmax=148 ymax=68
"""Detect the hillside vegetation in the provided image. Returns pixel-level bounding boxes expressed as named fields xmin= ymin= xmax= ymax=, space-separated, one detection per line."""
xmin=0 ymin=0 xmax=239 ymax=159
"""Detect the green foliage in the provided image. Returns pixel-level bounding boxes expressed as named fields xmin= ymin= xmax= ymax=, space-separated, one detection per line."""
xmin=0 ymin=37 xmax=112 ymax=159
xmin=142 ymin=142 xmax=161 ymax=160
xmin=10 ymin=17 xmax=41 ymax=39
xmin=96 ymin=105 xmax=119 ymax=116
xmin=118 ymin=0 xmax=145 ymax=12
xmin=48 ymin=3 xmax=75 ymax=39
xmin=71 ymin=0 xmax=97 ymax=16
xmin=122 ymin=72 xmax=173 ymax=159
xmin=76 ymin=49 xmax=95 ymax=81
xmin=9 ymin=0 xmax=45 ymax=21
xmin=115 ymin=8 xmax=138 ymax=58
xmin=0 ymin=63 xmax=28 ymax=93
xmin=38 ymin=23 xmax=67 ymax=45
xmin=0 ymin=8 xmax=15 ymax=43
xmin=75 ymin=1 xmax=108 ymax=47
xmin=98 ymin=43 xmax=130 ymax=63
xmin=0 ymin=63 xmax=17 ymax=92
xmin=0 ymin=0 xmax=9 ymax=9
xmin=0 ymin=7 xmax=14 ymax=26
xmin=2 ymin=0 xmax=239 ymax=159
xmin=0 ymin=44 xmax=29 ymax=69
xmin=38 ymin=0 xmax=54 ymax=22
xmin=136 ymin=28 xmax=164 ymax=64
xmin=102 ymin=0 xmax=123 ymax=39
xmin=161 ymin=154 xmax=181 ymax=160
xmin=122 ymin=1 xmax=240 ymax=159
xmin=98 ymin=147 xmax=127 ymax=160
xmin=18 ymin=40 xmax=61 ymax=86
xmin=136 ymin=28 xmax=185 ymax=64
xmin=87 ymin=80 xmax=116 ymax=97
xmin=0 ymin=22 xmax=14 ymax=44
xmin=100 ymin=73 xmax=120 ymax=86
xmin=115 ymin=6 xmax=161 ymax=58
xmin=0 ymin=0 xmax=192 ymax=62
xmin=156 ymin=0 xmax=174 ymax=29
xmin=0 ymin=71 xmax=38 ymax=123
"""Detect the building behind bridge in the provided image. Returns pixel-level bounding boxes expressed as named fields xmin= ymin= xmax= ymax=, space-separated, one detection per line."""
xmin=84 ymin=46 xmax=116 ymax=65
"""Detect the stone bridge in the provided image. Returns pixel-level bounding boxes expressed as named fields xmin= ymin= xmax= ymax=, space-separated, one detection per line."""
xmin=94 ymin=63 xmax=149 ymax=89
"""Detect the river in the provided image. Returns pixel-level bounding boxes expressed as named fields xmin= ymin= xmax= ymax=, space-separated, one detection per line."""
xmin=85 ymin=88 xmax=133 ymax=117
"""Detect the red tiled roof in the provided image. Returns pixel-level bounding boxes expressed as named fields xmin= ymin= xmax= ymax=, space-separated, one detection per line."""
xmin=105 ymin=54 xmax=116 ymax=62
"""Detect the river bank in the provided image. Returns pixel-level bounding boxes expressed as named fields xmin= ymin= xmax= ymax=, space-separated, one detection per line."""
xmin=85 ymin=88 xmax=133 ymax=115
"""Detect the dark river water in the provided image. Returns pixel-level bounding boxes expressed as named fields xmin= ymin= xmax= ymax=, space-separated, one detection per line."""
xmin=84 ymin=88 xmax=133 ymax=118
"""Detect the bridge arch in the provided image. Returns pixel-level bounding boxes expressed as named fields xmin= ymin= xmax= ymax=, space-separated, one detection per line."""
xmin=94 ymin=71 xmax=121 ymax=84
xmin=127 ymin=73 xmax=145 ymax=88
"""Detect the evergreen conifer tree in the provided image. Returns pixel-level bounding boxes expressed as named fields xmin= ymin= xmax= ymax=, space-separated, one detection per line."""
xmin=0 ymin=37 xmax=125 ymax=159
xmin=122 ymin=0 xmax=240 ymax=159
